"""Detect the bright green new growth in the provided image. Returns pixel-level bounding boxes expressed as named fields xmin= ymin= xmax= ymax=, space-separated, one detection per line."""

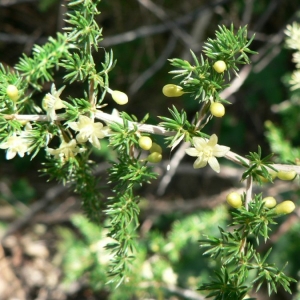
xmin=0 ymin=0 xmax=299 ymax=296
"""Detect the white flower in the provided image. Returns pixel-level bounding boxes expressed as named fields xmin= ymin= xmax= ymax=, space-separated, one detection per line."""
xmin=42 ymin=84 xmax=66 ymax=121
xmin=285 ymin=22 xmax=300 ymax=50
xmin=289 ymin=70 xmax=300 ymax=91
xmin=68 ymin=115 xmax=109 ymax=149
xmin=162 ymin=267 xmax=178 ymax=285
xmin=46 ymin=139 xmax=85 ymax=161
xmin=185 ymin=134 xmax=230 ymax=173
xmin=0 ymin=134 xmax=31 ymax=160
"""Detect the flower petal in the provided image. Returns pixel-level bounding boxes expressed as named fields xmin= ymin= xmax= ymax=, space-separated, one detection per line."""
xmin=6 ymin=149 xmax=17 ymax=160
xmin=90 ymin=135 xmax=101 ymax=149
xmin=208 ymin=156 xmax=220 ymax=173
xmin=76 ymin=132 xmax=88 ymax=143
xmin=78 ymin=115 xmax=92 ymax=126
xmin=212 ymin=145 xmax=230 ymax=157
xmin=192 ymin=137 xmax=207 ymax=150
xmin=0 ymin=142 xmax=9 ymax=149
xmin=207 ymin=134 xmax=218 ymax=147
xmin=68 ymin=122 xmax=79 ymax=131
xmin=193 ymin=156 xmax=207 ymax=169
xmin=185 ymin=148 xmax=199 ymax=157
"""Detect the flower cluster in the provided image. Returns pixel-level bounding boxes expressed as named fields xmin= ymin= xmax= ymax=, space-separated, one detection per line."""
xmin=69 ymin=115 xmax=109 ymax=149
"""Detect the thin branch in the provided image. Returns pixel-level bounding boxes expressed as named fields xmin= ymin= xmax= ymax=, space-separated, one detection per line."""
xmin=4 ymin=111 xmax=300 ymax=174
xmin=136 ymin=0 xmax=197 ymax=48
xmin=156 ymin=142 xmax=190 ymax=196
xmin=245 ymin=176 xmax=253 ymax=210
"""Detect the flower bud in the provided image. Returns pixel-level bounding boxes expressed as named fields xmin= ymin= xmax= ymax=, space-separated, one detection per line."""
xmin=277 ymin=170 xmax=297 ymax=181
xmin=147 ymin=152 xmax=162 ymax=163
xmin=6 ymin=84 xmax=19 ymax=101
xmin=213 ymin=60 xmax=226 ymax=73
xmin=111 ymin=90 xmax=128 ymax=105
xmin=226 ymin=192 xmax=242 ymax=208
xmin=138 ymin=136 xmax=152 ymax=150
xmin=275 ymin=200 xmax=295 ymax=215
xmin=149 ymin=142 xmax=162 ymax=154
xmin=210 ymin=102 xmax=225 ymax=117
xmin=262 ymin=196 xmax=277 ymax=208
xmin=162 ymin=84 xmax=184 ymax=97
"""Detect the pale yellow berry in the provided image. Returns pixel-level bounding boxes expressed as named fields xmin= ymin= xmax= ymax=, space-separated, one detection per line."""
xmin=226 ymin=192 xmax=242 ymax=208
xmin=277 ymin=170 xmax=297 ymax=181
xmin=275 ymin=200 xmax=295 ymax=215
xmin=138 ymin=136 xmax=152 ymax=150
xmin=213 ymin=60 xmax=226 ymax=73
xmin=6 ymin=84 xmax=19 ymax=101
xmin=149 ymin=142 xmax=162 ymax=154
xmin=210 ymin=102 xmax=225 ymax=117
xmin=262 ymin=196 xmax=277 ymax=208
xmin=147 ymin=152 xmax=162 ymax=163
xmin=111 ymin=90 xmax=128 ymax=105
xmin=162 ymin=84 xmax=184 ymax=97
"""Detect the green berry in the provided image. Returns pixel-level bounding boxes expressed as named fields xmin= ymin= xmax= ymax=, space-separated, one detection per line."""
xmin=277 ymin=170 xmax=297 ymax=181
xmin=147 ymin=152 xmax=162 ymax=163
xmin=210 ymin=102 xmax=225 ymax=117
xmin=162 ymin=84 xmax=184 ymax=97
xmin=275 ymin=200 xmax=295 ymax=215
xmin=226 ymin=192 xmax=242 ymax=208
xmin=6 ymin=84 xmax=19 ymax=101
xmin=213 ymin=60 xmax=226 ymax=73
xmin=138 ymin=136 xmax=152 ymax=150
xmin=262 ymin=196 xmax=277 ymax=208
xmin=149 ymin=142 xmax=162 ymax=154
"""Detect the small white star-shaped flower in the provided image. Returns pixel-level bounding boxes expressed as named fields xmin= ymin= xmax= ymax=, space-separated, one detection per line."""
xmin=0 ymin=134 xmax=31 ymax=160
xmin=185 ymin=134 xmax=230 ymax=173
xmin=68 ymin=115 xmax=109 ymax=149
xmin=46 ymin=139 xmax=85 ymax=162
xmin=42 ymin=84 xmax=66 ymax=121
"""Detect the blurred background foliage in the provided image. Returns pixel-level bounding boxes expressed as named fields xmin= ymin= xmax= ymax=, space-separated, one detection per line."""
xmin=1 ymin=0 xmax=300 ymax=299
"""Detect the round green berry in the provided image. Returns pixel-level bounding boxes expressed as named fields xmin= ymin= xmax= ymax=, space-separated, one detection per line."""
xmin=262 ymin=196 xmax=277 ymax=208
xmin=138 ymin=136 xmax=152 ymax=150
xmin=210 ymin=102 xmax=225 ymax=117
xmin=226 ymin=192 xmax=242 ymax=208
xmin=213 ymin=60 xmax=226 ymax=73
xmin=149 ymin=142 xmax=162 ymax=154
xmin=6 ymin=84 xmax=19 ymax=101
xmin=147 ymin=152 xmax=162 ymax=163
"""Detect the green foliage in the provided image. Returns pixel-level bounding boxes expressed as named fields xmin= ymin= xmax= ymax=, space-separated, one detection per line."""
xmin=237 ymin=146 xmax=277 ymax=184
xmin=15 ymin=33 xmax=70 ymax=89
xmin=167 ymin=25 xmax=256 ymax=102
xmin=264 ymin=22 xmax=300 ymax=165
xmin=57 ymin=207 xmax=229 ymax=298
xmin=203 ymin=25 xmax=256 ymax=72
xmin=199 ymin=195 xmax=296 ymax=299
xmin=159 ymin=105 xmax=207 ymax=149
